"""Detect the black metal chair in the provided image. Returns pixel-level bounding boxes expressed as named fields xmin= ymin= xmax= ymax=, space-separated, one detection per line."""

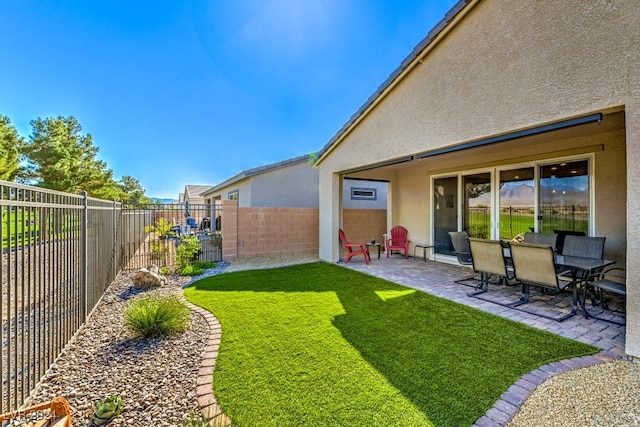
xmin=448 ymin=231 xmax=477 ymax=286
xmin=583 ymin=267 xmax=626 ymax=325
xmin=523 ymin=232 xmax=558 ymax=252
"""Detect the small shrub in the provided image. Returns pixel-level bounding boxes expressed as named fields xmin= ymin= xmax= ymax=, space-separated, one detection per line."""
xmin=145 ymin=217 xmax=174 ymax=237
xmin=182 ymin=411 xmax=212 ymax=427
xmin=177 ymin=264 xmax=204 ymax=276
xmin=176 ymin=235 xmax=202 ymax=269
xmin=194 ymin=260 xmax=215 ymax=270
xmin=124 ymin=295 xmax=189 ymax=338
xmin=177 ymin=261 xmax=215 ymax=277
xmin=150 ymin=239 xmax=169 ymax=260
xmin=159 ymin=266 xmax=171 ymax=276
xmin=92 ymin=395 xmax=124 ymax=426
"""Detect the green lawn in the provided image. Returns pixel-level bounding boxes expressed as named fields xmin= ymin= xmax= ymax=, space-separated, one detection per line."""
xmin=184 ymin=262 xmax=597 ymax=426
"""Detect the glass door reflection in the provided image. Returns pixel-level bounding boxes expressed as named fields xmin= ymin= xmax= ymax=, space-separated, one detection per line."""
xmin=463 ymin=173 xmax=491 ymax=238
xmin=498 ymin=167 xmax=535 ymax=240
xmin=539 ymin=160 xmax=589 ymax=234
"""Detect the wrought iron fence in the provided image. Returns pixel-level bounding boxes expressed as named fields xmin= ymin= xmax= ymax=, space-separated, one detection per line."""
xmin=0 ymin=185 xmax=224 ymax=414
xmin=121 ymin=203 xmax=222 ymax=270
xmin=0 ymin=183 xmax=121 ymax=413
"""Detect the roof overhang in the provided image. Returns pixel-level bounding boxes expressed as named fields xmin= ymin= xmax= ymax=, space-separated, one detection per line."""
xmin=339 ymin=112 xmax=604 ymax=175
xmin=314 ymin=0 xmax=479 ymax=166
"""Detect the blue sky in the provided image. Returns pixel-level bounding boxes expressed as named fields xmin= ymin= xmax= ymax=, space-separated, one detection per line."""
xmin=0 ymin=1 xmax=457 ymax=199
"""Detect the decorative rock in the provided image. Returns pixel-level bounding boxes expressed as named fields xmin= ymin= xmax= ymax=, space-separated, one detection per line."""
xmin=132 ymin=265 xmax=166 ymax=288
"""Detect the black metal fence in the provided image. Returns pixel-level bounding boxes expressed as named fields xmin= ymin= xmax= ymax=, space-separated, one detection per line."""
xmin=1 ymin=180 xmax=223 ymax=414
xmin=121 ymin=203 xmax=222 ymax=270
xmin=0 ymin=183 xmax=120 ymax=413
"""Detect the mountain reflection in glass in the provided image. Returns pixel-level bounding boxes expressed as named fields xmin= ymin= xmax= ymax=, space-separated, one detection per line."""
xmin=539 ymin=160 xmax=589 ymax=234
xmin=499 ymin=167 xmax=535 ymax=240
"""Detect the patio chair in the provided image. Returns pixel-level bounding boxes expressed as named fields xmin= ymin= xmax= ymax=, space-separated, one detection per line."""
xmin=186 ymin=216 xmax=198 ymax=234
xmin=386 ymin=225 xmax=410 ymax=258
xmin=468 ymin=238 xmax=515 ymax=295
xmin=557 ymin=235 xmax=606 ymax=284
xmin=339 ymin=229 xmax=371 ymax=265
xmin=509 ymin=242 xmax=576 ymax=321
xmin=523 ymin=232 xmax=558 ymax=252
xmin=448 ymin=231 xmax=478 ymax=286
xmin=562 ymin=235 xmax=606 ymax=259
xmin=553 ymin=229 xmax=586 ymax=254
xmin=583 ymin=267 xmax=626 ymax=325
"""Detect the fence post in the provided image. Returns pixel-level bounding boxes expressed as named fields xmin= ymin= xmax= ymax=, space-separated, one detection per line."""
xmin=113 ymin=200 xmax=117 ymax=280
xmin=81 ymin=191 xmax=88 ymax=321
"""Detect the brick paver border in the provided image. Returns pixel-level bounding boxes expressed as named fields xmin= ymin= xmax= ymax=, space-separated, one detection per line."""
xmin=472 ymin=350 xmax=623 ymax=426
xmin=182 ymin=300 xmax=232 ymax=427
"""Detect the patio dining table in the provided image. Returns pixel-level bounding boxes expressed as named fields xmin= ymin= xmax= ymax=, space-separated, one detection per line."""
xmin=555 ymin=254 xmax=616 ymax=317
xmin=503 ymin=247 xmax=616 ymax=320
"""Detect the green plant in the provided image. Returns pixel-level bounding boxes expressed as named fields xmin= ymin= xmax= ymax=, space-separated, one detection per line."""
xmin=92 ymin=395 xmax=124 ymax=426
xmin=177 ymin=260 xmax=214 ymax=277
xmin=123 ymin=295 xmax=189 ymax=338
xmin=194 ymin=260 xmax=215 ymax=269
xmin=182 ymin=411 xmax=212 ymax=427
xmin=175 ymin=235 xmax=202 ymax=270
xmin=150 ymin=239 xmax=169 ymax=260
xmin=160 ymin=266 xmax=171 ymax=275
xmin=145 ymin=217 xmax=174 ymax=237
xmin=177 ymin=264 xmax=204 ymax=276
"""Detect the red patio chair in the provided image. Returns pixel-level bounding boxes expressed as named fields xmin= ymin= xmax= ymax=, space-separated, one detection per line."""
xmin=386 ymin=226 xmax=410 ymax=258
xmin=339 ymin=229 xmax=371 ymax=264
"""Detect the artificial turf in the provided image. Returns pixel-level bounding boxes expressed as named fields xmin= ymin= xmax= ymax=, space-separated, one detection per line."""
xmin=184 ymin=262 xmax=598 ymax=426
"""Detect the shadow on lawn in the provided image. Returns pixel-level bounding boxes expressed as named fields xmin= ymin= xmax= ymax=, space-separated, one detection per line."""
xmin=188 ymin=262 xmax=597 ymax=426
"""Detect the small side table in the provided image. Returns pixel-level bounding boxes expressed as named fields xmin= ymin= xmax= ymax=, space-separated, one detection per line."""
xmin=366 ymin=242 xmax=381 ymax=259
xmin=414 ymin=243 xmax=435 ymax=262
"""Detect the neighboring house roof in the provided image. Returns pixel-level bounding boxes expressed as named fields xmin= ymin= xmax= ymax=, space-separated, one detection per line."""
xmin=203 ymin=154 xmax=312 ymax=196
xmin=314 ymin=0 xmax=472 ymax=165
xmin=184 ymin=185 xmax=213 ymax=200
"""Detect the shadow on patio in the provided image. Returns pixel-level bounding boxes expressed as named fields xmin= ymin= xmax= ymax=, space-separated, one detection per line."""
xmin=337 ymin=254 xmax=626 ymax=357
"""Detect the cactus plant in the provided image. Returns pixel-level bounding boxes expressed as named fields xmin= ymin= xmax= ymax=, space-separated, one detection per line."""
xmin=92 ymin=395 xmax=123 ymax=426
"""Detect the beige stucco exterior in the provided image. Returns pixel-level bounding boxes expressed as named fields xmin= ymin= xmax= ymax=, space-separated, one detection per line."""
xmin=317 ymin=0 xmax=639 ymax=355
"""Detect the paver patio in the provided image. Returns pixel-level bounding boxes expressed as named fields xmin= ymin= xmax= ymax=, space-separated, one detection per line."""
xmin=337 ymin=254 xmax=626 ymax=357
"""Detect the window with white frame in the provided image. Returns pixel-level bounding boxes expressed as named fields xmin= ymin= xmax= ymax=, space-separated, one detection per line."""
xmin=228 ymin=190 xmax=239 ymax=201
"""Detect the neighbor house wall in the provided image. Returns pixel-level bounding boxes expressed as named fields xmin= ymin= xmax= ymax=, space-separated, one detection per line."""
xmin=207 ymin=180 xmax=252 ymax=207
xmin=343 ymin=179 xmax=388 ymax=210
xmin=251 ymin=162 xmax=319 ymax=207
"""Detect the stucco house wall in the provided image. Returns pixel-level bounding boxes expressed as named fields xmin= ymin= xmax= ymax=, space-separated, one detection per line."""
xmin=342 ymin=179 xmax=388 ymax=210
xmin=250 ymin=162 xmax=319 ymax=207
xmin=316 ymin=0 xmax=639 ymax=355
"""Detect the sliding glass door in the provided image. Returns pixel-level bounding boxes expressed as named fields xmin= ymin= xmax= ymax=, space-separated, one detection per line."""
xmin=498 ymin=167 xmax=535 ymax=240
xmin=463 ymin=173 xmax=491 ymax=238
xmin=433 ymin=157 xmax=591 ymax=256
xmin=539 ymin=160 xmax=589 ymax=234
xmin=433 ymin=177 xmax=458 ymax=256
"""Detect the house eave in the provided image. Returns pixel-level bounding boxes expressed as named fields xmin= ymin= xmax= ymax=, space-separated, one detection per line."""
xmin=314 ymin=0 xmax=479 ymax=167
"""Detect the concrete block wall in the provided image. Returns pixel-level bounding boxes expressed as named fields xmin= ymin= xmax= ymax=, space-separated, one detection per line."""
xmin=221 ymin=204 xmax=385 ymax=260
xmin=343 ymin=209 xmax=387 ymax=244
xmin=236 ymin=207 xmax=319 ymax=258
xmin=221 ymin=200 xmax=238 ymax=260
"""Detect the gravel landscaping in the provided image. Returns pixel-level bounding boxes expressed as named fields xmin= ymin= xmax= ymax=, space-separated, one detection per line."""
xmin=22 ymin=265 xmax=225 ymax=426
xmin=19 ymin=254 xmax=639 ymax=426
